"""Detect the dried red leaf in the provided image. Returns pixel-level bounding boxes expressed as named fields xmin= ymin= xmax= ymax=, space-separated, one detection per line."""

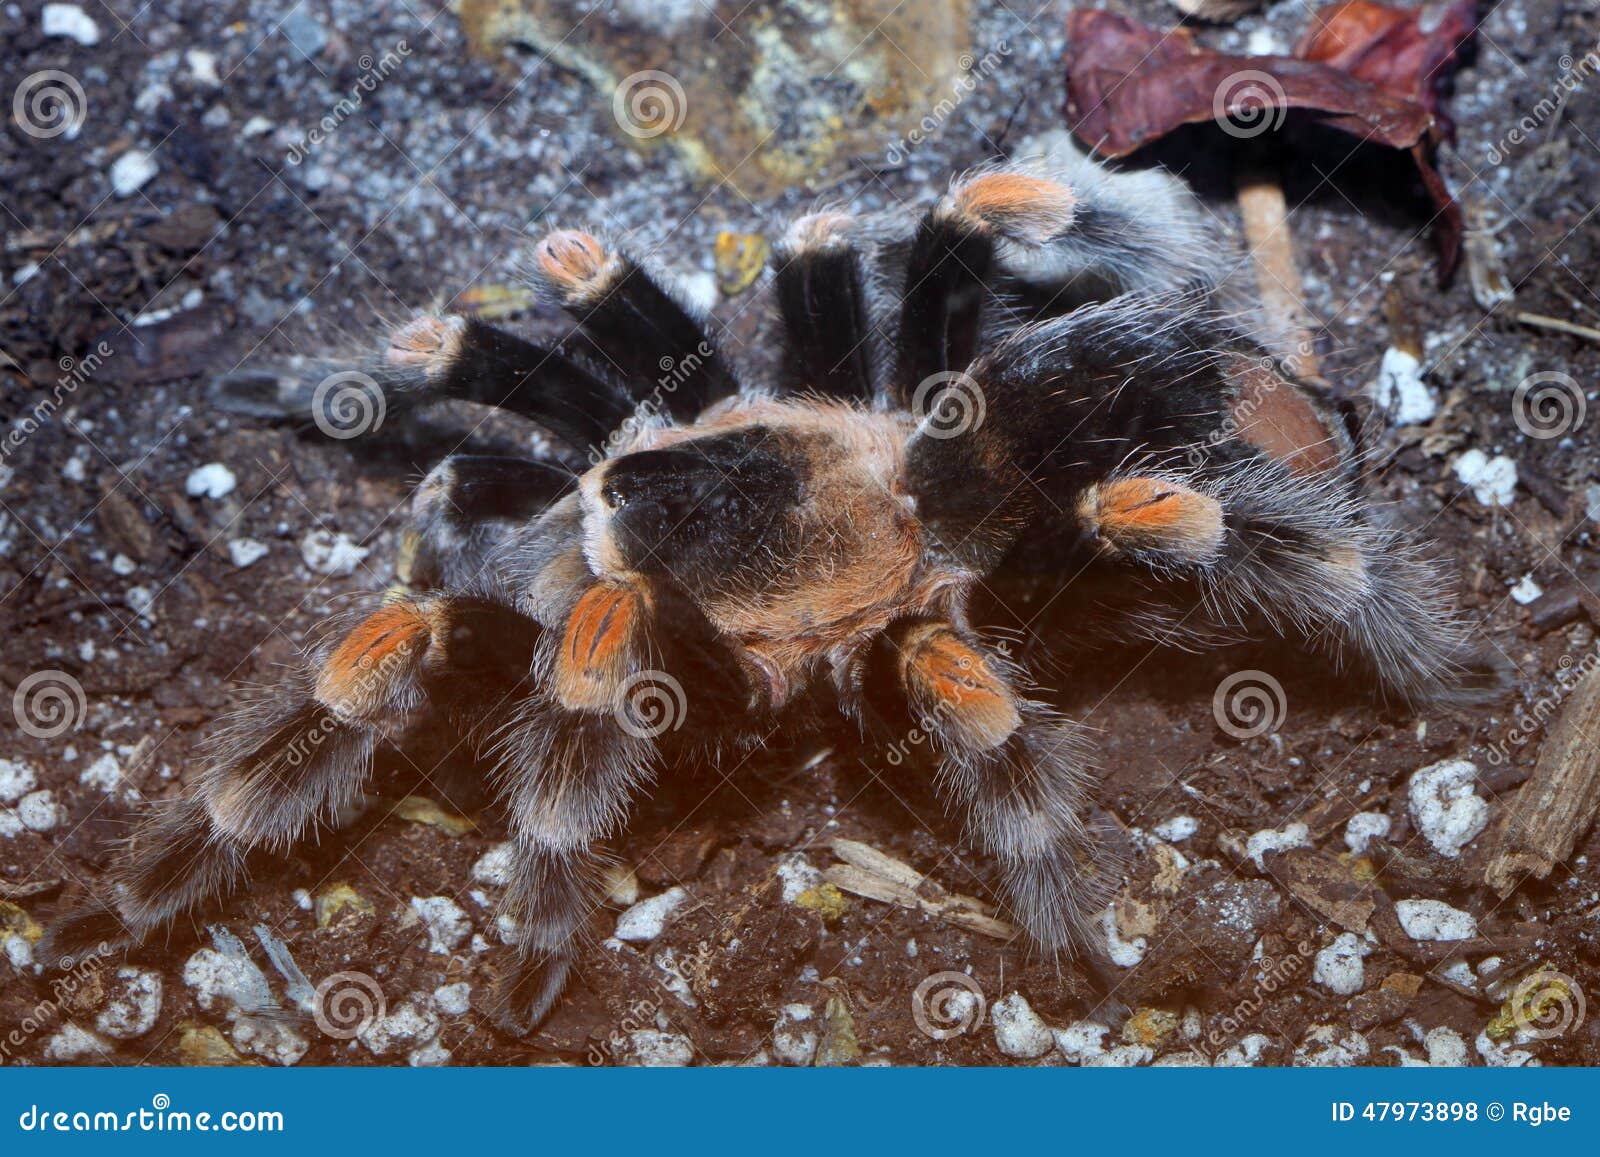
xmin=1297 ymin=0 xmax=1479 ymax=127
xmin=1061 ymin=5 xmax=1479 ymax=281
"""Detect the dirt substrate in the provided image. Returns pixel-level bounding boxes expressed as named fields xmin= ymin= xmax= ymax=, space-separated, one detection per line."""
xmin=2 ymin=0 xmax=1598 ymax=1066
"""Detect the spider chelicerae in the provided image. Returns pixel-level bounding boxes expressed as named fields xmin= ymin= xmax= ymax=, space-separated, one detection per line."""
xmin=50 ymin=137 xmax=1498 ymax=1033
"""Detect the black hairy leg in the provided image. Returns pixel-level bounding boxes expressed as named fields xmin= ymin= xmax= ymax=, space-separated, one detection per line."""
xmin=530 ymin=230 xmax=739 ymax=417
xmin=769 ymin=211 xmax=878 ymax=402
xmin=45 ymin=596 xmax=542 ymax=965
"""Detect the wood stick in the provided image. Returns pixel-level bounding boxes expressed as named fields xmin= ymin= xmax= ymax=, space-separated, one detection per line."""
xmin=1237 ymin=171 xmax=1320 ymax=379
xmin=1515 ymin=311 xmax=1600 ymax=345
xmin=1485 ymin=663 xmax=1600 ymax=896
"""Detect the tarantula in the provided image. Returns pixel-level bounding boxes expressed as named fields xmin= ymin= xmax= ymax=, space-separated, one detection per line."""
xmin=50 ymin=140 xmax=1496 ymax=1033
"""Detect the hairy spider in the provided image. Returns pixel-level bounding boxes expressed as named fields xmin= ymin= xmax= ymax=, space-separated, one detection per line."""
xmin=49 ymin=138 xmax=1498 ymax=1033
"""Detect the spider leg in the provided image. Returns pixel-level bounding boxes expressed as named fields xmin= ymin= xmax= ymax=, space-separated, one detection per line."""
xmin=769 ymin=211 xmax=878 ymax=402
xmin=486 ymin=578 xmax=756 ymax=1033
xmin=403 ymin=453 xmax=576 ymax=591
xmin=895 ymin=170 xmax=1079 ymax=397
xmin=530 ymin=229 xmax=739 ymax=419
xmin=380 ymin=313 xmax=635 ymax=457
xmin=44 ymin=596 xmax=541 ymax=964
xmin=847 ymin=620 xmax=1114 ymax=955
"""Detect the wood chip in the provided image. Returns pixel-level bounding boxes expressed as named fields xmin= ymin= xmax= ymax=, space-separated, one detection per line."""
xmin=1484 ymin=663 xmax=1600 ymax=896
xmin=824 ymin=838 xmax=1016 ymax=940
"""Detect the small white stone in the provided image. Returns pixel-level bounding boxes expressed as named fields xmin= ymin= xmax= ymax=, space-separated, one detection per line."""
xmin=1453 ymin=449 xmax=1517 ymax=507
xmin=1509 ymin=574 xmax=1543 ymax=605
xmin=469 ymin=842 xmax=513 ymax=886
xmin=358 ymin=1000 xmax=440 ymax=1057
xmin=1476 ymin=1029 xmax=1538 ymax=1067
xmin=1408 ymin=759 xmax=1488 ymax=858
xmin=95 ymin=967 xmax=163 ymax=1040
xmin=110 ymin=150 xmax=159 ymax=197
xmin=227 ymin=538 xmax=269 ymax=568
xmin=110 ymin=553 xmax=137 ymax=576
xmin=62 ymin=455 xmax=87 ymax=482
xmin=1313 ymin=932 xmax=1368 ymax=996
xmin=185 ymin=462 xmax=237 ymax=499
xmin=79 ymin=752 xmax=123 ymax=793
xmin=1153 ymin=814 xmax=1198 ymax=842
xmin=230 ymin=1015 xmax=309 ymax=1066
xmin=614 ymin=886 xmax=689 ymax=943
xmin=43 ymin=3 xmax=100 ymax=45
xmin=626 ymin=1029 xmax=694 ymax=1066
xmin=185 ymin=49 xmax=221 ymax=87
xmin=772 ymin=1003 xmax=817 ymax=1066
xmin=0 ymin=758 xmax=39 ymax=804
xmin=432 ymin=982 xmax=472 ymax=1016
xmin=775 ymin=854 xmax=822 ymax=902
xmin=1372 ymin=347 xmax=1436 ymax=425
xmin=5 ymin=933 xmax=35 ymax=969
xmin=1215 ymin=1033 xmax=1274 ymax=1067
xmin=1294 ymin=1025 xmax=1370 ymax=1067
xmin=409 ymin=896 xmax=471 ymax=954
xmin=1343 ymin=811 xmax=1391 ymax=854
xmin=299 ymin=530 xmax=371 ymax=576
xmin=408 ymin=1040 xmax=452 ymax=1067
xmin=1395 ymin=899 xmax=1478 ymax=941
xmin=1054 ymin=1020 xmax=1110 ymax=1065
xmin=1244 ymin=821 xmax=1311 ymax=869
xmin=0 ymin=810 xmax=23 ymax=839
xmin=17 ymin=790 xmax=64 ymax=832
xmin=1100 ymin=905 xmax=1147 ymax=967
xmin=125 ymin=585 xmax=155 ymax=617
xmin=1588 ymin=483 xmax=1600 ymax=524
xmin=182 ymin=944 xmax=273 ymax=1012
xmin=44 ymin=1023 xmax=111 ymax=1062
xmin=991 ymin=992 xmax=1056 ymax=1059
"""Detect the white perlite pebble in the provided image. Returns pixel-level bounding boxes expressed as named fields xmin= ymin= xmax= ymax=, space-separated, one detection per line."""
xmin=991 ymin=992 xmax=1056 ymax=1059
xmin=772 ymin=1003 xmax=818 ymax=1066
xmin=1295 ymin=1026 xmax=1370 ymax=1067
xmin=627 ymin=1029 xmax=694 ymax=1066
xmin=5 ymin=933 xmax=33 ymax=969
xmin=110 ymin=150 xmax=159 ymax=197
xmin=230 ymin=1016 xmax=309 ymax=1066
xmin=1343 ymin=811 xmax=1391 ymax=854
xmin=1476 ymin=1029 xmax=1538 ymax=1067
xmin=409 ymin=1040 xmax=452 ymax=1067
xmin=1395 ymin=899 xmax=1478 ymax=941
xmin=1509 ymin=574 xmax=1543 ymax=605
xmin=1588 ymin=483 xmax=1600 ymax=524
xmin=44 ymin=1023 xmax=111 ymax=1062
xmin=185 ymin=462 xmax=237 ymax=499
xmin=1372 ymin=347 xmax=1436 ymax=425
xmin=614 ymin=886 xmax=689 ymax=942
xmin=17 ymin=790 xmax=65 ymax=832
xmin=95 ymin=967 xmax=163 ymax=1040
xmin=1054 ymin=1021 xmax=1110 ymax=1065
xmin=79 ymin=753 xmax=123 ymax=793
xmin=1425 ymin=1027 xmax=1469 ymax=1067
xmin=410 ymin=896 xmax=471 ymax=954
xmin=1313 ymin=933 xmax=1368 ymax=996
xmin=299 ymin=530 xmax=371 ymax=576
xmin=358 ymin=1000 xmax=440 ymax=1057
xmin=227 ymin=538 xmax=269 ymax=568
xmin=1244 ymin=821 xmax=1311 ymax=869
xmin=432 ymin=982 xmax=472 ymax=1017
xmin=469 ymin=842 xmax=514 ymax=887
xmin=1408 ymin=759 xmax=1488 ymax=858
xmin=1100 ymin=905 xmax=1147 ymax=967
xmin=0 ymin=758 xmax=39 ymax=804
xmin=1215 ymin=1033 xmax=1274 ymax=1067
xmin=1453 ymin=449 xmax=1517 ymax=507
xmin=0 ymin=811 xmax=23 ymax=840
xmin=43 ymin=3 xmax=100 ymax=44
xmin=775 ymin=854 xmax=822 ymax=902
xmin=1153 ymin=814 xmax=1198 ymax=842
xmin=182 ymin=945 xmax=273 ymax=1013
xmin=186 ymin=49 xmax=221 ymax=87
